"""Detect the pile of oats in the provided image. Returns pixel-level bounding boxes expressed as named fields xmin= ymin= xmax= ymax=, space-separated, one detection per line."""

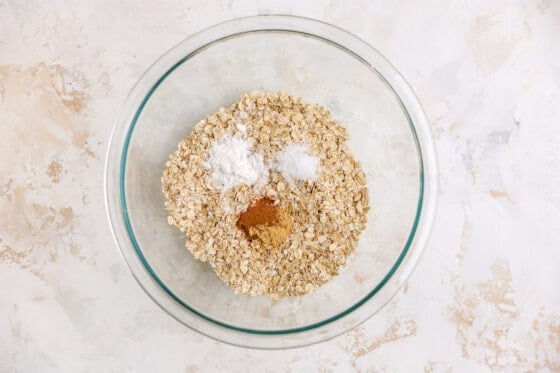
xmin=162 ymin=92 xmax=369 ymax=298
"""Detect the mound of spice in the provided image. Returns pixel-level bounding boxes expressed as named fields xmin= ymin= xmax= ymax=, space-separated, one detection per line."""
xmin=236 ymin=197 xmax=292 ymax=248
xmin=162 ymin=91 xmax=369 ymax=298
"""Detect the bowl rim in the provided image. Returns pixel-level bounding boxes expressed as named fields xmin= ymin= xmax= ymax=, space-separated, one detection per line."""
xmin=105 ymin=14 xmax=438 ymax=349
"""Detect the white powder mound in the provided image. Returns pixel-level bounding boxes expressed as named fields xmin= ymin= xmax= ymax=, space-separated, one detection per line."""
xmin=208 ymin=136 xmax=268 ymax=191
xmin=275 ymin=144 xmax=320 ymax=182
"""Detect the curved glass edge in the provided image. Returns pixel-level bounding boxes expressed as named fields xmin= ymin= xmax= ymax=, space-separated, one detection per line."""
xmin=104 ymin=14 xmax=439 ymax=349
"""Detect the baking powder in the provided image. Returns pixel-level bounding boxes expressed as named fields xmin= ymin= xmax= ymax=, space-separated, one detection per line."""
xmin=207 ymin=136 xmax=268 ymax=191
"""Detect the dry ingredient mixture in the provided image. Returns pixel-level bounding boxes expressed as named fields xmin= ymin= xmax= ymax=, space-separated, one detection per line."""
xmin=162 ymin=91 xmax=369 ymax=298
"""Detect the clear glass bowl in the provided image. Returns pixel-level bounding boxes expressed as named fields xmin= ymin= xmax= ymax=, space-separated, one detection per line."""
xmin=105 ymin=15 xmax=438 ymax=349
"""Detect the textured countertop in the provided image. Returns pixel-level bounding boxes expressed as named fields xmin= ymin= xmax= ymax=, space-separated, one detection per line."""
xmin=1 ymin=1 xmax=559 ymax=371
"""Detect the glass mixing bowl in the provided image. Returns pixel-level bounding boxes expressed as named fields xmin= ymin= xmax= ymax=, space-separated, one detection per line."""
xmin=105 ymin=15 xmax=438 ymax=349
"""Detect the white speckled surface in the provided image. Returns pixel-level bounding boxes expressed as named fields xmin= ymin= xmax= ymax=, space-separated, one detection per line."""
xmin=1 ymin=1 xmax=559 ymax=371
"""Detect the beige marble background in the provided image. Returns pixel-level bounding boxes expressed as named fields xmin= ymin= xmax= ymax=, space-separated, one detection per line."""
xmin=1 ymin=1 xmax=559 ymax=372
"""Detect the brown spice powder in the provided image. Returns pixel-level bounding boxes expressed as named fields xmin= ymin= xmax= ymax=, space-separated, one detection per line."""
xmin=237 ymin=197 xmax=292 ymax=247
xmin=247 ymin=209 xmax=293 ymax=247
xmin=237 ymin=197 xmax=279 ymax=229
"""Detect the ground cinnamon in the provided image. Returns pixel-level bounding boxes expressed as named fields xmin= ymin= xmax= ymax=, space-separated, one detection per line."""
xmin=237 ymin=197 xmax=278 ymax=228
xmin=237 ymin=197 xmax=292 ymax=247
